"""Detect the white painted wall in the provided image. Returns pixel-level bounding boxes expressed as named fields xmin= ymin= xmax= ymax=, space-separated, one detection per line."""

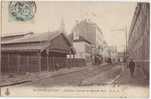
xmin=73 ymin=42 xmax=85 ymax=59
xmin=73 ymin=41 xmax=91 ymax=60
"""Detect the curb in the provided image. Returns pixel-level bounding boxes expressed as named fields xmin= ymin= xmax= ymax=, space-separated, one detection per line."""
xmin=0 ymin=80 xmax=32 ymax=88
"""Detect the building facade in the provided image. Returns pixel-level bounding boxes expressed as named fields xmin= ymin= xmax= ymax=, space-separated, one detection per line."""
xmin=128 ymin=3 xmax=149 ymax=79
xmin=68 ymin=33 xmax=92 ymax=63
xmin=72 ymin=19 xmax=104 ymax=49
xmin=70 ymin=19 xmax=105 ymax=63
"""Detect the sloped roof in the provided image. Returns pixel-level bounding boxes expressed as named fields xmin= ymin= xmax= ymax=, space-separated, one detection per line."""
xmin=74 ymin=36 xmax=91 ymax=44
xmin=2 ymin=32 xmax=75 ymax=53
xmin=68 ymin=33 xmax=91 ymax=44
xmin=2 ymin=32 xmax=71 ymax=45
xmin=2 ymin=32 xmax=34 ymax=38
xmin=2 ymin=43 xmax=49 ymax=52
xmin=2 ymin=32 xmax=57 ymax=44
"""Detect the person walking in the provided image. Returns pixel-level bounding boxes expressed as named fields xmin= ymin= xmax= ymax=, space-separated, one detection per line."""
xmin=128 ymin=59 xmax=135 ymax=77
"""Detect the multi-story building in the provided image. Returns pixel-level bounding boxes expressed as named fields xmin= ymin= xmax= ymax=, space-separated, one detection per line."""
xmin=72 ymin=19 xmax=104 ymax=49
xmin=72 ymin=36 xmax=92 ymax=62
xmin=69 ymin=19 xmax=104 ymax=63
xmin=68 ymin=32 xmax=92 ymax=63
xmin=128 ymin=3 xmax=149 ymax=79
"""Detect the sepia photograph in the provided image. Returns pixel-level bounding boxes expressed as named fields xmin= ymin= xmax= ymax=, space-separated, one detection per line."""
xmin=0 ymin=0 xmax=150 ymax=98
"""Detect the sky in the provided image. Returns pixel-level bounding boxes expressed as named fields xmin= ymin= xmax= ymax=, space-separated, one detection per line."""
xmin=1 ymin=1 xmax=137 ymax=52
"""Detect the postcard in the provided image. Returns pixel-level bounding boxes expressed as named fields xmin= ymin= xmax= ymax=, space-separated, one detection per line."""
xmin=0 ymin=0 xmax=149 ymax=98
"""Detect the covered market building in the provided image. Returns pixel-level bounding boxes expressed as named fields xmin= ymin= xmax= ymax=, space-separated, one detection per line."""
xmin=1 ymin=32 xmax=75 ymax=73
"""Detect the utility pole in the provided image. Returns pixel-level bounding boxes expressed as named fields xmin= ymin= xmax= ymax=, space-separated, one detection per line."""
xmin=111 ymin=26 xmax=128 ymax=61
xmin=111 ymin=26 xmax=128 ymax=72
xmin=125 ymin=26 xmax=127 ymax=61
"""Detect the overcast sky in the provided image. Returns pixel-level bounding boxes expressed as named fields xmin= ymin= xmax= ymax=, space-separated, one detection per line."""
xmin=1 ymin=1 xmax=137 ymax=52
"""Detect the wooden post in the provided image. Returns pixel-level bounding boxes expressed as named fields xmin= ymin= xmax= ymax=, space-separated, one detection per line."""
xmin=38 ymin=53 xmax=41 ymax=72
xmin=7 ymin=54 xmax=10 ymax=73
xmin=70 ymin=54 xmax=72 ymax=68
xmin=26 ymin=55 xmax=30 ymax=72
xmin=65 ymin=55 xmax=67 ymax=68
xmin=47 ymin=55 xmax=49 ymax=72
xmin=46 ymin=50 xmax=49 ymax=72
xmin=71 ymin=54 xmax=74 ymax=68
xmin=50 ymin=56 xmax=52 ymax=71
xmin=17 ymin=54 xmax=21 ymax=73
xmin=51 ymin=56 xmax=53 ymax=71
xmin=52 ymin=56 xmax=55 ymax=71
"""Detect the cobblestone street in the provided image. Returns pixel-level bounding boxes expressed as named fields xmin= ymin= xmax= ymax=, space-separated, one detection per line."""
xmin=9 ymin=63 xmax=122 ymax=87
xmin=1 ymin=63 xmax=149 ymax=97
xmin=5 ymin=63 xmax=148 ymax=88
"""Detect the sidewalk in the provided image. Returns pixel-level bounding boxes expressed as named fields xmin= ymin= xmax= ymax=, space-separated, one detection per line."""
xmin=114 ymin=64 xmax=149 ymax=87
xmin=112 ymin=64 xmax=149 ymax=98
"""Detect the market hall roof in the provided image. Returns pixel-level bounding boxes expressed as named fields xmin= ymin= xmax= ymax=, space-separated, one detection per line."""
xmin=1 ymin=32 xmax=75 ymax=54
xmin=1 ymin=32 xmax=34 ymax=38
xmin=2 ymin=32 xmax=68 ymax=44
xmin=1 ymin=32 xmax=34 ymax=42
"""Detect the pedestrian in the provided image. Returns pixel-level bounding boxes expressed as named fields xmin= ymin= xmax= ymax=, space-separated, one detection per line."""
xmin=128 ymin=59 xmax=135 ymax=77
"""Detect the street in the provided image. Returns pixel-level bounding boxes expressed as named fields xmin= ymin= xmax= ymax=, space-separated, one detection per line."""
xmin=12 ymin=63 xmax=121 ymax=87
xmin=1 ymin=63 xmax=149 ymax=97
